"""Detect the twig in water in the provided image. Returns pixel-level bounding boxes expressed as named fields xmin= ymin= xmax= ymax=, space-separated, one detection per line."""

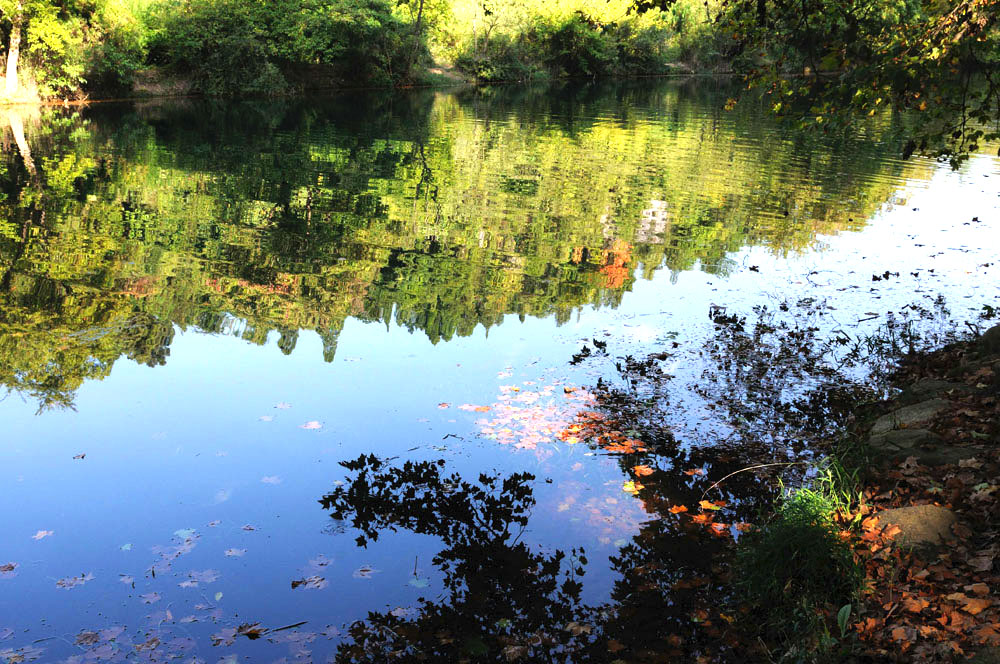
xmin=700 ymin=462 xmax=806 ymax=500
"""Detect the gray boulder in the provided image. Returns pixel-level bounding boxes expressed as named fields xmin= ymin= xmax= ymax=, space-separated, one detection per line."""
xmin=870 ymin=398 xmax=951 ymax=435
xmin=900 ymin=379 xmax=969 ymax=403
xmin=867 ymin=429 xmax=975 ymax=466
xmin=979 ymin=323 xmax=1000 ymax=355
xmin=875 ymin=505 xmax=957 ymax=548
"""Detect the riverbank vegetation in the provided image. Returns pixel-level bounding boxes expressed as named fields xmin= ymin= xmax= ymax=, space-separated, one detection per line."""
xmin=1 ymin=0 xmax=996 ymax=163
xmin=0 ymin=0 xmax=726 ymax=101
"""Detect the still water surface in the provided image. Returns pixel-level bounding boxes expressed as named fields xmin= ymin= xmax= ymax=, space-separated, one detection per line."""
xmin=1 ymin=80 xmax=999 ymax=662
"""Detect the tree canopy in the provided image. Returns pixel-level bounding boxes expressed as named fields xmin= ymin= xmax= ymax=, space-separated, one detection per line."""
xmin=722 ymin=0 xmax=1000 ymax=163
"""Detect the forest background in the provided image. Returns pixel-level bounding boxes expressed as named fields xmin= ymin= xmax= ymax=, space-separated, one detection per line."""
xmin=1 ymin=0 xmax=995 ymax=164
xmin=0 ymin=0 xmax=725 ymax=100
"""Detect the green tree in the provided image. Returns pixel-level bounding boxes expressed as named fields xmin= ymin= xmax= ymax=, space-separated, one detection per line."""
xmin=721 ymin=0 xmax=1000 ymax=163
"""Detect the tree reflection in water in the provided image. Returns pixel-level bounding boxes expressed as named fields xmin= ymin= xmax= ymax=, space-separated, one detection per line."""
xmin=319 ymin=434 xmax=779 ymax=662
xmin=320 ymin=454 xmax=594 ymax=662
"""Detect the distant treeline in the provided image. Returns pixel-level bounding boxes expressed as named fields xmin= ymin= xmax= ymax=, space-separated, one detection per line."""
xmin=0 ymin=0 xmax=727 ymax=100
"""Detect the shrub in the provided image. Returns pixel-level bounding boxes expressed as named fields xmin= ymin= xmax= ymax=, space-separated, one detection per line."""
xmin=735 ymin=479 xmax=864 ymax=657
xmin=143 ymin=0 xmax=424 ymax=95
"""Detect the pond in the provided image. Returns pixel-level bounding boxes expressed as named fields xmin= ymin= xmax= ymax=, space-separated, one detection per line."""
xmin=1 ymin=79 xmax=998 ymax=663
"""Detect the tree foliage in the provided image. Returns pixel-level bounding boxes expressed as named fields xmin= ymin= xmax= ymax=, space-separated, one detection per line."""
xmin=722 ymin=0 xmax=1000 ymax=163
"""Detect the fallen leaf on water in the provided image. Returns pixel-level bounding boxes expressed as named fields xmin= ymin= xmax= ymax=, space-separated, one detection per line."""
xmin=134 ymin=637 xmax=160 ymax=652
xmin=437 ymin=403 xmax=450 ymax=409
xmin=241 ymin=524 xmax=256 ymax=531
xmin=56 ymin=573 xmax=94 ymax=589
xmin=668 ymin=505 xmax=688 ymax=514
xmin=100 ymin=626 xmax=124 ymax=641
xmin=120 ymin=543 xmax=132 ymax=552
xmin=0 ymin=563 xmax=17 ymax=577
xmin=188 ymin=569 xmax=219 ymax=584
xmin=237 ymin=622 xmax=267 ymax=640
xmin=139 ymin=592 xmax=161 ymax=604
xmin=31 ymin=530 xmax=53 ymax=540
xmin=214 ymin=592 xmax=223 ymax=602
xmin=211 ymin=628 xmax=236 ymax=647
xmin=224 ymin=548 xmax=246 ymax=557
xmin=119 ymin=575 xmax=134 ymax=585
xmin=178 ymin=580 xmax=198 ymax=588
xmin=683 ymin=468 xmax=705 ymax=476
xmin=207 ymin=520 xmax=221 ymax=528
xmin=73 ymin=454 xmax=85 ymax=460
xmin=291 ymin=576 xmax=327 ymax=590
xmin=698 ymin=500 xmax=723 ymax=511
xmin=261 ymin=476 xmax=281 ymax=485
xmin=632 ymin=465 xmax=655 ymax=476
xmin=408 ymin=576 xmax=429 ymax=588
xmin=622 ymin=480 xmax=644 ymax=495
xmin=173 ymin=528 xmax=197 ymax=540
xmin=300 ymin=421 xmax=322 ymax=430
xmin=353 ymin=565 xmax=379 ymax=579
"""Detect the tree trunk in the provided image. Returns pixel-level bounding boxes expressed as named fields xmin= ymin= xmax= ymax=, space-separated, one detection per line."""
xmin=414 ymin=0 xmax=425 ymax=34
xmin=7 ymin=110 xmax=36 ymax=177
xmin=5 ymin=0 xmax=24 ymax=97
xmin=408 ymin=0 xmax=426 ymax=74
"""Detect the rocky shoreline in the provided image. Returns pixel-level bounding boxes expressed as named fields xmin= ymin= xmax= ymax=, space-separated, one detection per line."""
xmin=846 ymin=323 xmax=1000 ymax=660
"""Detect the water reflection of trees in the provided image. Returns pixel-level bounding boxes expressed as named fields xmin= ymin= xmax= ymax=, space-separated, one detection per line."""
xmin=319 ymin=431 xmax=782 ymax=662
xmin=321 ymin=455 xmax=595 ymax=662
xmin=0 ymin=82 xmax=925 ymax=409
xmin=315 ymin=314 xmax=866 ymax=662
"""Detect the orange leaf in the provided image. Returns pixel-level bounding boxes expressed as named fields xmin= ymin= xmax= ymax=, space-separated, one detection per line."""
xmin=668 ymin=505 xmax=688 ymax=514
xmin=632 ymin=465 xmax=655 ymax=477
xmin=967 ymin=583 xmax=990 ymax=596
xmin=683 ymin=468 xmax=705 ymax=476
xmin=961 ymin=597 xmax=992 ymax=615
xmin=882 ymin=524 xmax=903 ymax=540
